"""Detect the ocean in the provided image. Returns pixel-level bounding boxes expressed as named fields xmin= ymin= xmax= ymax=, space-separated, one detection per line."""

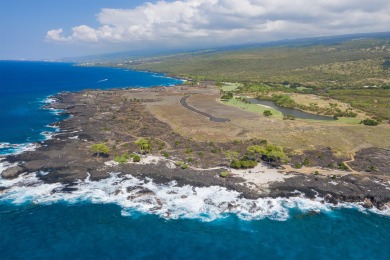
xmin=0 ymin=61 xmax=389 ymax=259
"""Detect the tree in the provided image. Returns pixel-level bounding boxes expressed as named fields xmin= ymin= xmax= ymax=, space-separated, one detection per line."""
xmin=360 ymin=119 xmax=380 ymax=126
xmin=91 ymin=143 xmax=110 ymax=157
xmin=135 ymin=138 xmax=152 ymax=154
xmin=264 ymin=145 xmax=288 ymax=164
xmin=230 ymin=159 xmax=242 ymax=169
xmin=263 ymin=110 xmax=273 ymax=117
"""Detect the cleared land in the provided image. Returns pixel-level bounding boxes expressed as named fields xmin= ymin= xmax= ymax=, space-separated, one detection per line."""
xmin=122 ymin=84 xmax=390 ymax=156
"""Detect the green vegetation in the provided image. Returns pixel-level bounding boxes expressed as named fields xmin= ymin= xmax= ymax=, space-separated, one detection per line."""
xmin=222 ymin=97 xmax=282 ymax=118
xmin=229 ymin=158 xmax=258 ymax=169
xmin=283 ymin=115 xmax=296 ymax=120
xmin=263 ymin=110 xmax=273 ymax=117
xmin=132 ymin=154 xmax=141 ymax=162
xmin=360 ymin=118 xmax=381 ymax=126
xmin=221 ymin=82 xmax=242 ymax=92
xmin=131 ymin=39 xmax=390 ymax=89
xmin=162 ymin=151 xmax=170 ymax=158
xmin=175 ymin=161 xmax=189 ymax=169
xmin=135 ymin=138 xmax=152 ymax=154
xmin=328 ymin=89 xmax=390 ymax=120
xmin=91 ymin=143 xmax=110 ymax=157
xmin=219 ymin=171 xmax=230 ymax=178
xmin=246 ymin=144 xmax=289 ymax=164
xmin=271 ymin=94 xmax=296 ymax=108
xmin=220 ymin=92 xmax=233 ymax=100
xmin=338 ymin=162 xmax=349 ymax=171
xmin=294 ymin=163 xmax=303 ymax=169
xmin=303 ymin=158 xmax=310 ymax=167
xmin=128 ymin=38 xmax=390 ymax=119
xmin=114 ymin=153 xmax=130 ymax=163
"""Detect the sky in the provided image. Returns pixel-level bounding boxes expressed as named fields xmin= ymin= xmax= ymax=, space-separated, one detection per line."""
xmin=1 ymin=0 xmax=390 ymax=60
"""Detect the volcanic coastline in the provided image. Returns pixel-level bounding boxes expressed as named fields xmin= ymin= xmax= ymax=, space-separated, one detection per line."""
xmin=1 ymin=85 xmax=390 ymax=211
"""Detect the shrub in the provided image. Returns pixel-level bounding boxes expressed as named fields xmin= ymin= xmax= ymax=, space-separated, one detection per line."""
xmin=221 ymin=92 xmax=233 ymax=100
xmin=198 ymin=151 xmax=204 ymax=157
xmin=283 ymin=114 xmax=296 ymax=120
xmin=135 ymin=138 xmax=152 ymax=154
xmin=338 ymin=162 xmax=349 ymax=171
xmin=185 ymin=147 xmax=194 ymax=154
xmin=263 ymin=110 xmax=273 ymax=117
xmin=132 ymin=154 xmax=141 ymax=163
xmin=91 ymin=143 xmax=110 ymax=156
xmin=162 ymin=151 xmax=170 ymax=158
xmin=303 ymin=158 xmax=310 ymax=167
xmin=240 ymin=160 xmax=258 ymax=169
xmin=314 ymin=171 xmax=319 ymax=175
xmin=181 ymin=163 xmax=189 ymax=169
xmin=114 ymin=153 xmax=129 ymax=163
xmin=175 ymin=161 xmax=183 ymax=166
xmin=294 ymin=163 xmax=303 ymax=169
xmin=360 ymin=119 xmax=380 ymax=126
xmin=230 ymin=159 xmax=242 ymax=169
xmin=220 ymin=171 xmax=229 ymax=178
xmin=230 ymin=159 xmax=257 ymax=169
xmin=366 ymin=165 xmax=377 ymax=172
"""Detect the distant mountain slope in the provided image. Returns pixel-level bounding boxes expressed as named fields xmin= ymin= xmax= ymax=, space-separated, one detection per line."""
xmin=65 ymin=31 xmax=390 ymax=64
xmin=122 ymin=32 xmax=390 ymax=89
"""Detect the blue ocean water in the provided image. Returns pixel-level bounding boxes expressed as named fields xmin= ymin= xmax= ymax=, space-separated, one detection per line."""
xmin=0 ymin=60 xmax=181 ymax=154
xmin=0 ymin=203 xmax=389 ymax=259
xmin=1 ymin=61 xmax=390 ymax=259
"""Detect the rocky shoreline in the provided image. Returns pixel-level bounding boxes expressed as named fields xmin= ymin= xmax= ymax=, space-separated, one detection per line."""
xmin=1 ymin=87 xmax=390 ymax=211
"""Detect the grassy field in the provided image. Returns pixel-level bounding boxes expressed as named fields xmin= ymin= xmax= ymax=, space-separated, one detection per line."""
xmin=221 ymin=82 xmax=242 ymax=92
xmin=125 ymin=38 xmax=390 ymax=119
xmin=131 ymin=39 xmax=390 ymax=88
xmin=221 ymin=98 xmax=283 ymax=119
xmin=327 ymin=89 xmax=390 ymax=119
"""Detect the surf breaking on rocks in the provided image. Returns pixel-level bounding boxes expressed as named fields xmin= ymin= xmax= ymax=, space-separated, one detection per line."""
xmin=0 ymin=164 xmax=389 ymax=221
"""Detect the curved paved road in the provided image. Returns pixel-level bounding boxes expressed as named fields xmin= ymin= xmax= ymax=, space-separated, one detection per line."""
xmin=180 ymin=95 xmax=230 ymax=123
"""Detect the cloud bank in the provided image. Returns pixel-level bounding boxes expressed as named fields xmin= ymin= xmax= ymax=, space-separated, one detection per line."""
xmin=46 ymin=0 xmax=390 ymax=48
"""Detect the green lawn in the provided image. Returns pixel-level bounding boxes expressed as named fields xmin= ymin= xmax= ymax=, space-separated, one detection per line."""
xmin=221 ymin=82 xmax=243 ymax=92
xmin=222 ymin=98 xmax=283 ymax=119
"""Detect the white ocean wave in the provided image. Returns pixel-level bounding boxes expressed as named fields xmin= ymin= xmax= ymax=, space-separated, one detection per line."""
xmin=41 ymin=97 xmax=57 ymax=104
xmin=0 ymin=142 xmax=40 ymax=156
xmin=0 ymin=172 xmax=388 ymax=221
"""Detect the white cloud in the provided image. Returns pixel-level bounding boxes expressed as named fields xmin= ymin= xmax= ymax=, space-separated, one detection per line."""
xmin=46 ymin=0 xmax=390 ymax=48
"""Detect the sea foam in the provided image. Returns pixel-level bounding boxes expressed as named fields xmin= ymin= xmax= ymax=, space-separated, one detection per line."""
xmin=0 ymin=171 xmax=388 ymax=221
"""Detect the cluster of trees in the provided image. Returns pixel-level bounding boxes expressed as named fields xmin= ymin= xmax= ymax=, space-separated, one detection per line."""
xmin=135 ymin=138 xmax=152 ymax=154
xmin=360 ymin=118 xmax=381 ymax=126
xmin=90 ymin=137 xmax=152 ymax=162
xmin=220 ymin=92 xmax=233 ymax=100
xmin=229 ymin=144 xmax=289 ymax=169
xmin=272 ymin=94 xmax=296 ymax=108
